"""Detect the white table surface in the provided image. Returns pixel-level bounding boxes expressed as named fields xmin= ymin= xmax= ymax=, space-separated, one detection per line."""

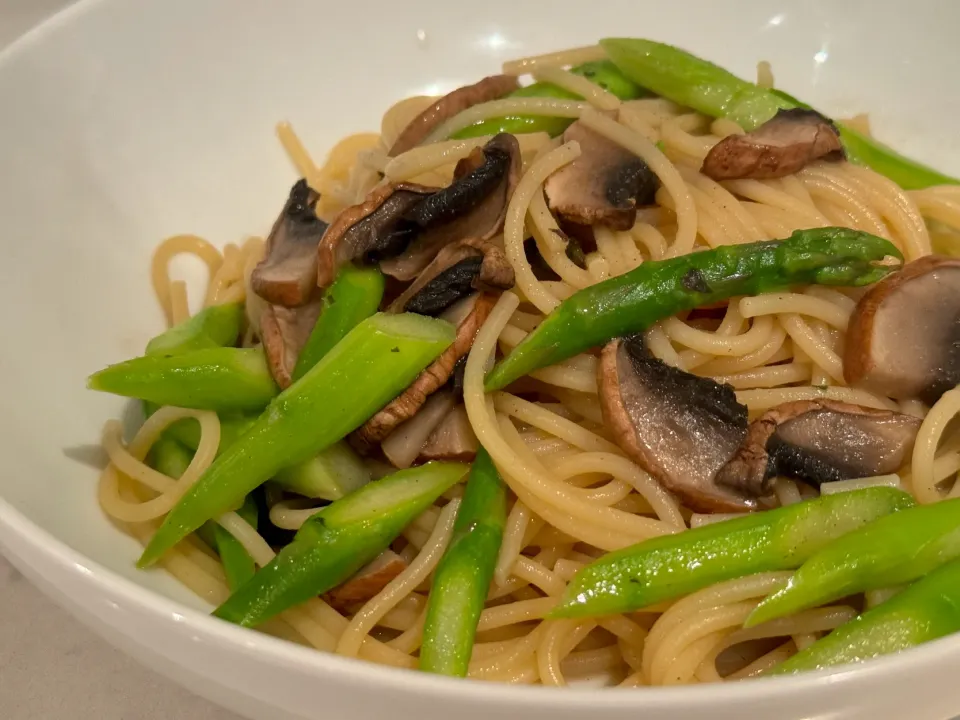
xmin=0 ymin=1 xmax=241 ymax=717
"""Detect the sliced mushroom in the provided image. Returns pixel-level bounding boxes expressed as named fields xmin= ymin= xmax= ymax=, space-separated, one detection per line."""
xmin=260 ymin=300 xmax=322 ymax=388
xmin=350 ymin=293 xmax=496 ymax=455
xmin=388 ymin=74 xmax=520 ymax=156
xmin=388 ymin=238 xmax=514 ymax=316
xmin=381 ymin=390 xmax=456 ymax=469
xmin=419 ymin=405 xmax=479 ymax=462
xmin=251 ymin=180 xmax=330 ymax=307
xmin=845 ymin=255 xmax=960 ymax=404
xmin=316 ymin=182 xmax=436 ymax=288
xmin=544 ymin=120 xmax=659 ymax=230
xmin=598 ymin=335 xmax=755 ymax=512
xmin=701 ymin=109 xmax=844 ymax=181
xmin=380 ymin=133 xmax=521 ymax=281
xmin=323 ymin=550 xmax=408 ymax=611
xmin=716 ymin=400 xmax=921 ymax=496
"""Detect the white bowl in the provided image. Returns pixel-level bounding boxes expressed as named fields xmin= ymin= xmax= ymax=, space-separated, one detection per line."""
xmin=1 ymin=1 xmax=958 ymax=718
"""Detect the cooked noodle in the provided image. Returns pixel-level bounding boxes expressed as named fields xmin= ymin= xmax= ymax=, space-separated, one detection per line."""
xmin=96 ymin=42 xmax=960 ymax=687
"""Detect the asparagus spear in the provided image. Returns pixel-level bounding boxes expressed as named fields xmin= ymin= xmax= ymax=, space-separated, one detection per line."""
xmin=773 ymin=558 xmax=960 ymax=674
xmin=145 ymin=302 xmax=243 ymax=356
xmin=291 ymin=265 xmax=385 ymax=382
xmin=273 ymin=441 xmax=372 ymax=501
xmin=214 ymin=461 xmax=468 ymax=627
xmin=452 ymin=60 xmax=646 ymax=140
xmin=140 ymin=302 xmax=258 ymax=446
xmin=551 ymin=487 xmax=915 ymax=618
xmin=420 ymin=449 xmax=507 ymax=676
xmin=748 ymin=497 xmax=960 ymax=627
xmin=148 ymin=407 xmax=256 ymax=457
xmin=486 ymin=228 xmax=902 ymax=391
xmin=148 ymin=436 xmax=258 ymax=592
xmin=138 ymin=312 xmax=455 ymax=567
xmin=88 ymin=347 xmax=279 ymax=413
xmin=600 ymin=38 xmax=960 ymax=190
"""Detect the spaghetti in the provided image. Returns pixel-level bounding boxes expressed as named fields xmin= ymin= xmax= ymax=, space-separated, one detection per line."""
xmin=94 ymin=42 xmax=960 ymax=687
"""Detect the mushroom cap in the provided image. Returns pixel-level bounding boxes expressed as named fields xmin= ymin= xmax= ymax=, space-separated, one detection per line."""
xmin=316 ymin=182 xmax=436 ymax=288
xmin=716 ymin=399 xmax=921 ymax=496
xmin=388 ymin=238 xmax=514 ymax=316
xmin=701 ymin=109 xmax=844 ymax=181
xmin=387 ymin=74 xmax=519 ymax=156
xmin=350 ymin=293 xmax=497 ymax=454
xmin=380 ymin=133 xmax=521 ymax=281
xmin=598 ymin=336 xmax=756 ymax=512
xmin=544 ymin=120 xmax=658 ymax=231
xmin=251 ymin=179 xmax=329 ymax=307
xmin=844 ymin=255 xmax=960 ymax=403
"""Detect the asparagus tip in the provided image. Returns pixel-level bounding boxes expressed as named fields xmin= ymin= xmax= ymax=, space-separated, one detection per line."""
xmin=742 ymin=595 xmax=786 ymax=629
xmin=136 ymin=542 xmax=164 ymax=569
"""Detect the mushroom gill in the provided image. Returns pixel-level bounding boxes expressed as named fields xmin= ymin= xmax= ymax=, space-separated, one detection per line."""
xmin=318 ymin=134 xmax=520 ymax=287
xmin=844 ymin=255 xmax=960 ymax=404
xmin=380 ymin=133 xmax=521 ymax=281
xmin=259 ymin=300 xmax=322 ymax=388
xmin=251 ymin=179 xmax=329 ymax=307
xmin=598 ymin=335 xmax=755 ymax=512
xmin=388 ymin=238 xmax=514 ymax=316
xmin=716 ymin=400 xmax=921 ymax=496
xmin=350 ymin=293 xmax=497 ymax=455
xmin=701 ymin=109 xmax=844 ymax=181
xmin=388 ymin=74 xmax=519 ymax=156
xmin=316 ymin=182 xmax=436 ymax=288
xmin=544 ymin=120 xmax=659 ymax=230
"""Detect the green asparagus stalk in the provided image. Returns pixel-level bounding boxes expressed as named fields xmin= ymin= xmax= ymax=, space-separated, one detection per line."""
xmin=273 ymin=441 xmax=372 ymax=501
xmin=154 ymin=409 xmax=256 ymax=457
xmin=773 ymin=558 xmax=960 ymax=674
xmin=292 ymin=264 xmax=385 ymax=382
xmin=748 ymin=497 xmax=960 ymax=627
xmin=214 ymin=462 xmax=468 ymax=627
xmin=148 ymin=436 xmax=258 ymax=592
xmin=138 ymin=312 xmax=455 ymax=567
xmin=452 ymin=60 xmax=646 ymax=140
xmin=486 ymin=228 xmax=902 ymax=391
xmin=551 ymin=488 xmax=915 ymax=619
xmin=600 ymin=38 xmax=960 ymax=190
xmin=420 ymin=449 xmax=507 ymax=676
xmin=145 ymin=302 xmax=243 ymax=356
xmin=140 ymin=302 xmax=256 ymax=449
xmin=89 ymin=347 xmax=279 ymax=412
xmin=147 ymin=435 xmax=195 ymax=479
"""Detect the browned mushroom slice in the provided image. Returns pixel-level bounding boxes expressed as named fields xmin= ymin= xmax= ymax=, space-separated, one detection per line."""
xmin=388 ymin=238 xmax=514 ymax=316
xmin=845 ymin=255 xmax=960 ymax=403
xmin=701 ymin=109 xmax=844 ymax=181
xmin=251 ymin=179 xmax=329 ymax=307
xmin=350 ymin=294 xmax=497 ymax=455
xmin=598 ymin=335 xmax=755 ymax=512
xmin=544 ymin=120 xmax=659 ymax=231
xmin=316 ymin=182 xmax=436 ymax=288
xmin=387 ymin=74 xmax=520 ymax=156
xmin=323 ymin=550 xmax=408 ymax=611
xmin=260 ymin=300 xmax=322 ymax=388
xmin=716 ymin=400 xmax=921 ymax=496
xmin=380 ymin=134 xmax=521 ymax=281
xmin=419 ymin=405 xmax=479 ymax=463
